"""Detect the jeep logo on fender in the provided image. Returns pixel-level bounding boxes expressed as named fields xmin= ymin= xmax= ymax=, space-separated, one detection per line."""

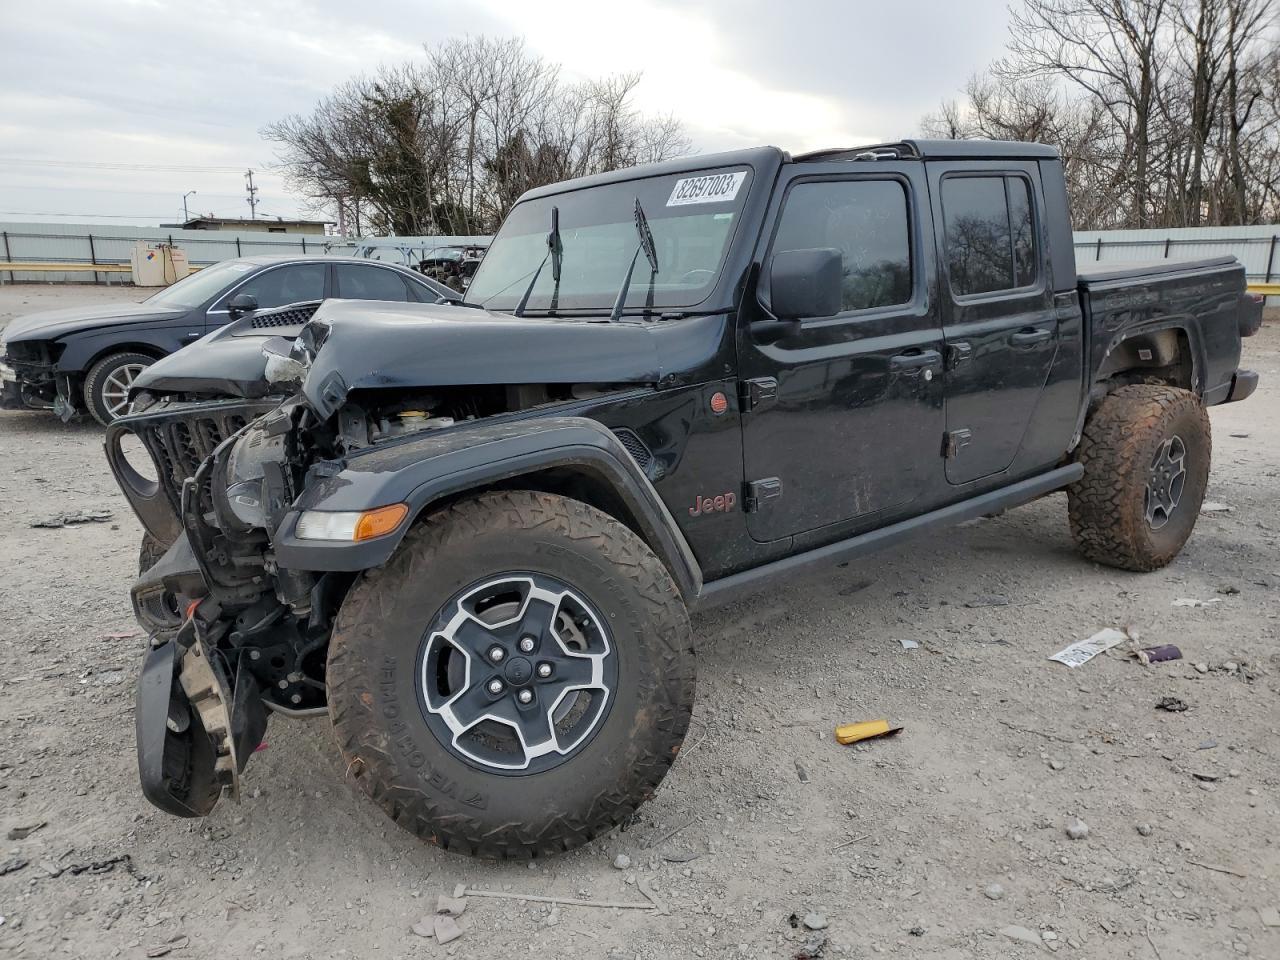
xmin=689 ymin=491 xmax=737 ymax=516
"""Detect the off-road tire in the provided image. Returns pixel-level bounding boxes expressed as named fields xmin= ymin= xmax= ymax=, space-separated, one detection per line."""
xmin=1068 ymin=384 xmax=1210 ymax=571
xmin=84 ymin=351 xmax=154 ymax=425
xmin=327 ymin=490 xmax=696 ymax=858
xmin=139 ymin=532 xmax=168 ymax=575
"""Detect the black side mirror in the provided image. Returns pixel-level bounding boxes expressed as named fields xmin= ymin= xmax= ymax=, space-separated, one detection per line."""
xmin=769 ymin=248 xmax=843 ymax=320
xmin=227 ymin=293 xmax=259 ymax=318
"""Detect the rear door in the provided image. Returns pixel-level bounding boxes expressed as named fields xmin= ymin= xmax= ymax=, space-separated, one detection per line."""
xmin=927 ymin=164 xmax=1058 ymax=484
xmin=334 ymin=263 xmax=415 ymax=302
xmin=737 ymin=162 xmax=946 ymax=542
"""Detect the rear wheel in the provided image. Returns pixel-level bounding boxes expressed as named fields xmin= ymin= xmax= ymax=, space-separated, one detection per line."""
xmin=326 ymin=491 xmax=696 ymax=858
xmin=84 ymin=351 xmax=154 ymax=425
xmin=1068 ymin=384 xmax=1210 ymax=571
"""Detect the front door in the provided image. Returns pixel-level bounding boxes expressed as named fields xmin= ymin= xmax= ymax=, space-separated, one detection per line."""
xmin=928 ymin=165 xmax=1059 ymax=485
xmin=737 ymin=165 xmax=946 ymax=543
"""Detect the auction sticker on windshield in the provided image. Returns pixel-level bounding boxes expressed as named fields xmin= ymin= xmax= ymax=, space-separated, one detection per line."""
xmin=667 ymin=171 xmax=747 ymax=207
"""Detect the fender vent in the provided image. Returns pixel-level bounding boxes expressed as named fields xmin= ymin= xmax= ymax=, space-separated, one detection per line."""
xmin=611 ymin=428 xmax=653 ymax=470
xmin=250 ymin=301 xmax=321 ymax=329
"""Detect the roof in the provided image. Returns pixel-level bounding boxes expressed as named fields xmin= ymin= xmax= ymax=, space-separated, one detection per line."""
xmin=517 ymin=146 xmax=787 ymax=203
xmin=175 ymin=216 xmax=333 ymax=227
xmin=515 ymin=140 xmax=1060 ymax=204
xmin=231 ymin=254 xmax=429 ymax=271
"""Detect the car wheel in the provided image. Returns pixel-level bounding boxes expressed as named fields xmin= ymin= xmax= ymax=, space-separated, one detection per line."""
xmin=326 ymin=490 xmax=696 ymax=858
xmin=1068 ymin=384 xmax=1211 ymax=571
xmin=84 ymin=351 xmax=154 ymax=425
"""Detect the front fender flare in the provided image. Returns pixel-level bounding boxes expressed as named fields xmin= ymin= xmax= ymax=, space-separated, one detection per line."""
xmin=271 ymin=416 xmax=703 ymax=601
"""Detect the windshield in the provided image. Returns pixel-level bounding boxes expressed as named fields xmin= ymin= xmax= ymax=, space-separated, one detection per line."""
xmin=465 ymin=167 xmax=752 ymax=314
xmin=143 ymin=259 xmax=254 ymax=309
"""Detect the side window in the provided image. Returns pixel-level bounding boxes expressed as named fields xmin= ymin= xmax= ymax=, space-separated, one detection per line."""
xmin=942 ymin=175 xmax=1037 ymax=296
xmin=235 ymin=263 xmax=326 ymax=309
xmin=336 ymin=264 xmax=411 ymax=302
xmin=770 ymin=179 xmax=912 ymax=313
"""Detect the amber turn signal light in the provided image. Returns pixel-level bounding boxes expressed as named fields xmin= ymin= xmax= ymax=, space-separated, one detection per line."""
xmin=353 ymin=503 xmax=410 ymax=541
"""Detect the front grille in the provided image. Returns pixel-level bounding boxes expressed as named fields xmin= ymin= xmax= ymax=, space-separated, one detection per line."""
xmin=612 ymin=428 xmax=653 ymax=470
xmin=127 ymin=401 xmax=269 ymax=512
xmin=250 ymin=302 xmax=320 ymax=329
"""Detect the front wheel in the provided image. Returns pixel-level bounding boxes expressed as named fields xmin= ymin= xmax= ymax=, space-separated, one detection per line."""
xmin=84 ymin=351 xmax=154 ymax=425
xmin=326 ymin=491 xmax=695 ymax=858
xmin=1068 ymin=384 xmax=1211 ymax=571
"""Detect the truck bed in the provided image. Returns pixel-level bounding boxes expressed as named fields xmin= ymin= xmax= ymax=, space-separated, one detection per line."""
xmin=1077 ymin=255 xmax=1249 ymax=406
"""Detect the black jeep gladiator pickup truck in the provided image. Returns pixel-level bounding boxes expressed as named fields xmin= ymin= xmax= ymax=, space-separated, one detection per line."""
xmin=106 ymin=139 xmax=1262 ymax=858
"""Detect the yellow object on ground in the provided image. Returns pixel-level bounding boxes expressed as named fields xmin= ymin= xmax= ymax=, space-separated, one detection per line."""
xmin=834 ymin=719 xmax=903 ymax=745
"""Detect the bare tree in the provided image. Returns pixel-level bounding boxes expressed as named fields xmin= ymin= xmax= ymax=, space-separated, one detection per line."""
xmin=264 ymin=37 xmax=689 ymax=236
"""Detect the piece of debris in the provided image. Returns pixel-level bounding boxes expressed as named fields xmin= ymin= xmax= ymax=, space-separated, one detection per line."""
xmin=1187 ymin=859 xmax=1247 ymax=879
xmin=6 ymin=821 xmax=46 ymax=841
xmin=908 ymin=926 xmax=926 ymax=937
xmin=794 ymin=931 xmax=828 ymax=960
xmin=1217 ymin=584 xmax=1241 ymax=595
xmin=434 ymin=915 xmax=464 ymax=944
xmin=411 ymin=918 xmax=434 ymax=938
xmin=1172 ymin=597 xmax=1223 ymax=608
xmin=0 ymin=857 xmax=28 ymax=876
xmin=1049 ymin=627 xmax=1130 ymax=668
xmin=459 ymin=887 xmax=655 ymax=910
xmin=612 ymin=853 xmax=632 ymax=870
xmin=1133 ymin=644 xmax=1182 ymax=665
xmin=1198 ymin=739 xmax=1217 ymax=750
xmin=436 ymin=893 xmax=467 ymax=917
xmin=897 ymin=638 xmax=919 ymax=650
xmin=984 ymin=883 xmax=1006 ymax=901
xmin=28 ymin=509 xmax=113 ymax=528
xmin=145 ymin=935 xmax=188 ymax=958
xmin=1065 ymin=817 xmax=1090 ymax=840
xmin=1194 ymin=662 xmax=1209 ymax=674
xmin=834 ymin=719 xmax=902 ymax=745
xmin=1200 ymin=501 xmax=1234 ymax=513
xmin=1156 ymin=697 xmax=1189 ymax=712
xmin=964 ymin=594 xmax=1010 ymax=608
xmin=1137 ymin=823 xmax=1153 ymax=837
xmin=1000 ymin=925 xmax=1045 ymax=949
xmin=1192 ymin=771 xmax=1220 ymax=783
xmin=1258 ymin=906 xmax=1280 ymax=928
xmin=803 ymin=913 xmax=829 ymax=931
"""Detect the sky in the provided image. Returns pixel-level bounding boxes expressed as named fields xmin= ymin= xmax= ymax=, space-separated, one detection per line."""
xmin=0 ymin=0 xmax=1014 ymax=229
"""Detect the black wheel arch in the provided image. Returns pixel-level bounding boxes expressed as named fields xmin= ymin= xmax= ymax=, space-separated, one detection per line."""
xmin=272 ymin=416 xmax=704 ymax=602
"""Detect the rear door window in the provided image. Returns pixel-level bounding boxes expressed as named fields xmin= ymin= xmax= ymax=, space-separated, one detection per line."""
xmin=941 ymin=175 xmax=1038 ymax=296
xmin=335 ymin=264 xmax=411 ymax=302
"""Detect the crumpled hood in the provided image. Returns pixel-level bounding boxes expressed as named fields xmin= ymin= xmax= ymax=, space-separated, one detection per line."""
xmin=2 ymin=302 xmax=185 ymax=344
xmin=299 ymin=299 xmax=663 ymax=416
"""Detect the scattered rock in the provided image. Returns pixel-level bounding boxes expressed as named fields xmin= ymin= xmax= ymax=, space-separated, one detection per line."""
xmin=1048 ymin=758 xmax=1065 ymax=771
xmin=984 ymin=883 xmax=1006 ymax=901
xmin=795 ymin=760 xmax=810 ymax=783
xmin=613 ymin=853 xmax=632 ymax=870
xmin=908 ymin=926 xmax=926 ymax=936
xmin=803 ymin=912 xmax=829 ymax=931
xmin=1194 ymin=662 xmax=1209 ymax=674
xmin=411 ymin=918 xmax=434 ymax=938
xmin=1065 ymin=818 xmax=1089 ymax=840
xmin=0 ymin=857 xmax=28 ymax=876
xmin=146 ymin=935 xmax=188 ymax=958
xmin=1137 ymin=823 xmax=1153 ymax=837
xmin=1156 ymin=697 xmax=1189 ymax=712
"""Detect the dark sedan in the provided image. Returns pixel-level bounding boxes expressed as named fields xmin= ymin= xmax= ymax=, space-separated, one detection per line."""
xmin=0 ymin=256 xmax=455 ymax=424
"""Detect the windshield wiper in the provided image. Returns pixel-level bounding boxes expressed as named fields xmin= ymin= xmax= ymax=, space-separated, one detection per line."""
xmin=609 ymin=197 xmax=659 ymax=323
xmin=513 ymin=206 xmax=562 ymax=318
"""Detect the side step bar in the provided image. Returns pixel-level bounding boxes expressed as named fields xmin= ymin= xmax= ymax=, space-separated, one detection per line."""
xmin=696 ymin=464 xmax=1083 ymax=609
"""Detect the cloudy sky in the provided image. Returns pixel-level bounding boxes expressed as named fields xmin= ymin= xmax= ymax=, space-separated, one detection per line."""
xmin=0 ymin=0 xmax=1013 ymax=228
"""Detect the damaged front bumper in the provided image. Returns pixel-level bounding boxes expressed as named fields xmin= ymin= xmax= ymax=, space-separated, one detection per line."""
xmin=136 ymin=599 xmax=267 ymax=817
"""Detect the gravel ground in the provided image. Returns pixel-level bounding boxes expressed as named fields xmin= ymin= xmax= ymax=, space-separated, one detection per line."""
xmin=1 ymin=283 xmax=1277 ymax=960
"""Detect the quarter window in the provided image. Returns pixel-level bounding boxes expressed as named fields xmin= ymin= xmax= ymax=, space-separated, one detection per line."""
xmin=769 ymin=179 xmax=913 ymax=313
xmin=942 ymin=175 xmax=1038 ymax=296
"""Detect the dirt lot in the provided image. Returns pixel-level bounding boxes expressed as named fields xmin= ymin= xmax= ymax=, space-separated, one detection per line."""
xmin=1 ymin=282 xmax=1277 ymax=960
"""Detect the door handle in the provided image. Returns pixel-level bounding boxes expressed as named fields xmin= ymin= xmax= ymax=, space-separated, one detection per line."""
xmin=889 ymin=349 xmax=941 ymax=371
xmin=1009 ymin=327 xmax=1052 ymax=346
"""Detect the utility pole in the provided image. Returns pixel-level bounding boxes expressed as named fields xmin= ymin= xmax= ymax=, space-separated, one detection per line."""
xmin=182 ymin=190 xmax=197 ymax=224
xmin=336 ymin=196 xmax=347 ymax=237
xmin=244 ymin=169 xmax=259 ymax=220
